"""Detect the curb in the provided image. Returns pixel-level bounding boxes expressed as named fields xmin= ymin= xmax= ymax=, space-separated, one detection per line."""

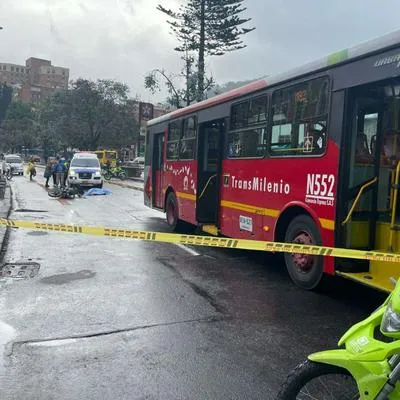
xmin=106 ymin=180 xmax=144 ymax=192
xmin=0 ymin=184 xmax=13 ymax=263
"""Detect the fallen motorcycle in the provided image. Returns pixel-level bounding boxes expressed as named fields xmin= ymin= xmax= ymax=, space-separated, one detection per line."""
xmin=276 ymin=278 xmax=400 ymax=399
xmin=47 ymin=186 xmax=82 ymax=199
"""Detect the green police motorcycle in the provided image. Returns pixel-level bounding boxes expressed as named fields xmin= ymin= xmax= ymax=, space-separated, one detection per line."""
xmin=277 ymin=279 xmax=400 ymax=399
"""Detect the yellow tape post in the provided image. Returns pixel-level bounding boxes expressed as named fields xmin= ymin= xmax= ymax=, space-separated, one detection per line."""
xmin=0 ymin=218 xmax=400 ymax=263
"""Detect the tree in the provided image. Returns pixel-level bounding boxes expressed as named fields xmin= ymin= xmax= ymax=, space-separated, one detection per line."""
xmin=157 ymin=0 xmax=255 ymax=101
xmin=100 ymin=103 xmax=140 ymax=148
xmin=0 ymin=102 xmax=37 ymax=153
xmin=36 ymin=93 xmax=70 ymax=158
xmin=145 ymin=68 xmax=185 ymax=109
xmin=35 ymin=79 xmax=139 ymax=152
xmin=0 ymin=85 xmax=12 ymax=125
xmin=144 ymin=49 xmax=214 ymax=108
xmin=67 ymin=79 xmax=131 ymax=150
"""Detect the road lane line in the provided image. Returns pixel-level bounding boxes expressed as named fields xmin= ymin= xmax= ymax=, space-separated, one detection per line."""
xmin=175 ymin=243 xmax=200 ymax=256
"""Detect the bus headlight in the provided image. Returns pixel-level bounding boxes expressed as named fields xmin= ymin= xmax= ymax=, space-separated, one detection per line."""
xmin=381 ymin=301 xmax=400 ymax=333
xmin=69 ymin=170 xmax=76 ymax=176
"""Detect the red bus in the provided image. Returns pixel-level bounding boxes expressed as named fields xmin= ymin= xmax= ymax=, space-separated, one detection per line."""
xmin=144 ymin=29 xmax=400 ymax=292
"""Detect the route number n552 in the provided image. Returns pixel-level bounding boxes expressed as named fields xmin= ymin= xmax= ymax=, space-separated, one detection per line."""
xmin=306 ymin=174 xmax=335 ymax=206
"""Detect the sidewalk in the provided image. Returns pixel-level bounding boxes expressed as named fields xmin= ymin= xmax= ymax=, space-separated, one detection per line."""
xmin=106 ymin=179 xmax=143 ymax=192
xmin=0 ymin=184 xmax=12 ymax=260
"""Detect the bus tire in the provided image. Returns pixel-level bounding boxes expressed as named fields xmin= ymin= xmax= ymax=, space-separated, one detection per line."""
xmin=284 ymin=214 xmax=324 ymax=290
xmin=165 ymin=192 xmax=183 ymax=232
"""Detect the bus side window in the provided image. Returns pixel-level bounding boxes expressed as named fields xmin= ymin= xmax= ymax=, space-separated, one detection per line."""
xmin=179 ymin=116 xmax=197 ymax=160
xmin=167 ymin=120 xmax=181 ymax=160
xmin=270 ymin=77 xmax=329 ymax=157
xmin=355 ymin=133 xmax=374 ymax=164
xmin=228 ymin=95 xmax=268 ymax=158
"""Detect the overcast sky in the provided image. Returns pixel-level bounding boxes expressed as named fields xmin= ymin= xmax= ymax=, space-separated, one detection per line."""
xmin=1 ymin=0 xmax=400 ymax=103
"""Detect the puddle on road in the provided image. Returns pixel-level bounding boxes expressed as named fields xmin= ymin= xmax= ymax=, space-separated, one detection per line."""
xmin=1 ymin=262 xmax=40 ymax=279
xmin=40 ymin=269 xmax=96 ymax=285
xmin=27 ymin=231 xmax=48 ymax=236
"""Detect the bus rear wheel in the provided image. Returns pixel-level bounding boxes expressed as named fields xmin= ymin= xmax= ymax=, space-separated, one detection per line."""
xmin=284 ymin=215 xmax=324 ymax=290
xmin=166 ymin=192 xmax=183 ymax=232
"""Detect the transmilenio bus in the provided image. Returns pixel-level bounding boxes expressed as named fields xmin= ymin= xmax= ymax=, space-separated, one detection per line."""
xmin=144 ymin=29 xmax=400 ymax=292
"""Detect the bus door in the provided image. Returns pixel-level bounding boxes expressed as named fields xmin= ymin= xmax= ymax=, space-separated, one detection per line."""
xmin=196 ymin=119 xmax=224 ymax=223
xmin=152 ymin=133 xmax=165 ymax=209
xmin=340 ymin=81 xmax=400 ymax=269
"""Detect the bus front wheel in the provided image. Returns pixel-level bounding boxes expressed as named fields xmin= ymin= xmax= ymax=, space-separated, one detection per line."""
xmin=165 ymin=192 xmax=183 ymax=232
xmin=284 ymin=215 xmax=324 ymax=290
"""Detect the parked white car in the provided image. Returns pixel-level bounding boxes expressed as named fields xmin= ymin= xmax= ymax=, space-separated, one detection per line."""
xmin=4 ymin=154 xmax=24 ymax=175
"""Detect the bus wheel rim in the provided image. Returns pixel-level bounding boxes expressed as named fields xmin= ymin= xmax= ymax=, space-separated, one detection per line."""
xmin=291 ymin=232 xmax=314 ymax=272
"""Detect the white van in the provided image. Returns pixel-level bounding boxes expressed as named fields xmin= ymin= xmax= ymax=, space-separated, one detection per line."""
xmin=4 ymin=154 xmax=24 ymax=175
xmin=68 ymin=153 xmax=103 ymax=188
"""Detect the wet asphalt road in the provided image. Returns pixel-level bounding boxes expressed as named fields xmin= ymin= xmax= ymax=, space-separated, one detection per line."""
xmin=0 ymin=175 xmax=386 ymax=399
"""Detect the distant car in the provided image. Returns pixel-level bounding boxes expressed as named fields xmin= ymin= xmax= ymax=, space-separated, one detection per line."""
xmin=127 ymin=157 xmax=144 ymax=177
xmin=4 ymin=154 xmax=24 ymax=175
xmin=30 ymin=155 xmax=41 ymax=163
xmin=132 ymin=157 xmax=144 ymax=168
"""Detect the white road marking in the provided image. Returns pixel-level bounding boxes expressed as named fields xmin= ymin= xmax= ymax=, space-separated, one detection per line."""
xmin=28 ymin=338 xmax=78 ymax=347
xmin=175 ymin=243 xmax=200 ymax=256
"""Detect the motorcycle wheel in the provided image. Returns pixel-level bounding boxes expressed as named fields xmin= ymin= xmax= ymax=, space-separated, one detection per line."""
xmin=275 ymin=360 xmax=359 ymax=400
xmin=103 ymin=172 xmax=111 ymax=181
xmin=119 ymin=172 xmax=126 ymax=180
xmin=48 ymin=187 xmax=62 ymax=198
xmin=66 ymin=187 xmax=77 ymax=199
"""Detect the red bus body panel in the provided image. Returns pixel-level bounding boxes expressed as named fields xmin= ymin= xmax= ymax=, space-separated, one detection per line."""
xmin=164 ymin=160 xmax=198 ymax=225
xmin=218 ymin=140 xmax=339 ymax=275
xmin=155 ymin=140 xmax=338 ymax=275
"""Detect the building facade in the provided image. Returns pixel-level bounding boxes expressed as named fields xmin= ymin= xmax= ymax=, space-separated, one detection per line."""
xmin=0 ymin=57 xmax=69 ymax=104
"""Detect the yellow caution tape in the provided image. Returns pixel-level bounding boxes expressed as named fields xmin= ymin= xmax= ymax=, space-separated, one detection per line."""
xmin=0 ymin=218 xmax=400 ymax=263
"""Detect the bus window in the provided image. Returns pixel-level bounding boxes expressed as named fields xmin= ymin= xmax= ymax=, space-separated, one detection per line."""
xmin=179 ymin=116 xmax=196 ymax=160
xmin=270 ymin=77 xmax=329 ymax=156
xmin=228 ymin=95 xmax=268 ymax=158
xmin=167 ymin=120 xmax=181 ymax=160
xmin=228 ymin=128 xmax=266 ymax=158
